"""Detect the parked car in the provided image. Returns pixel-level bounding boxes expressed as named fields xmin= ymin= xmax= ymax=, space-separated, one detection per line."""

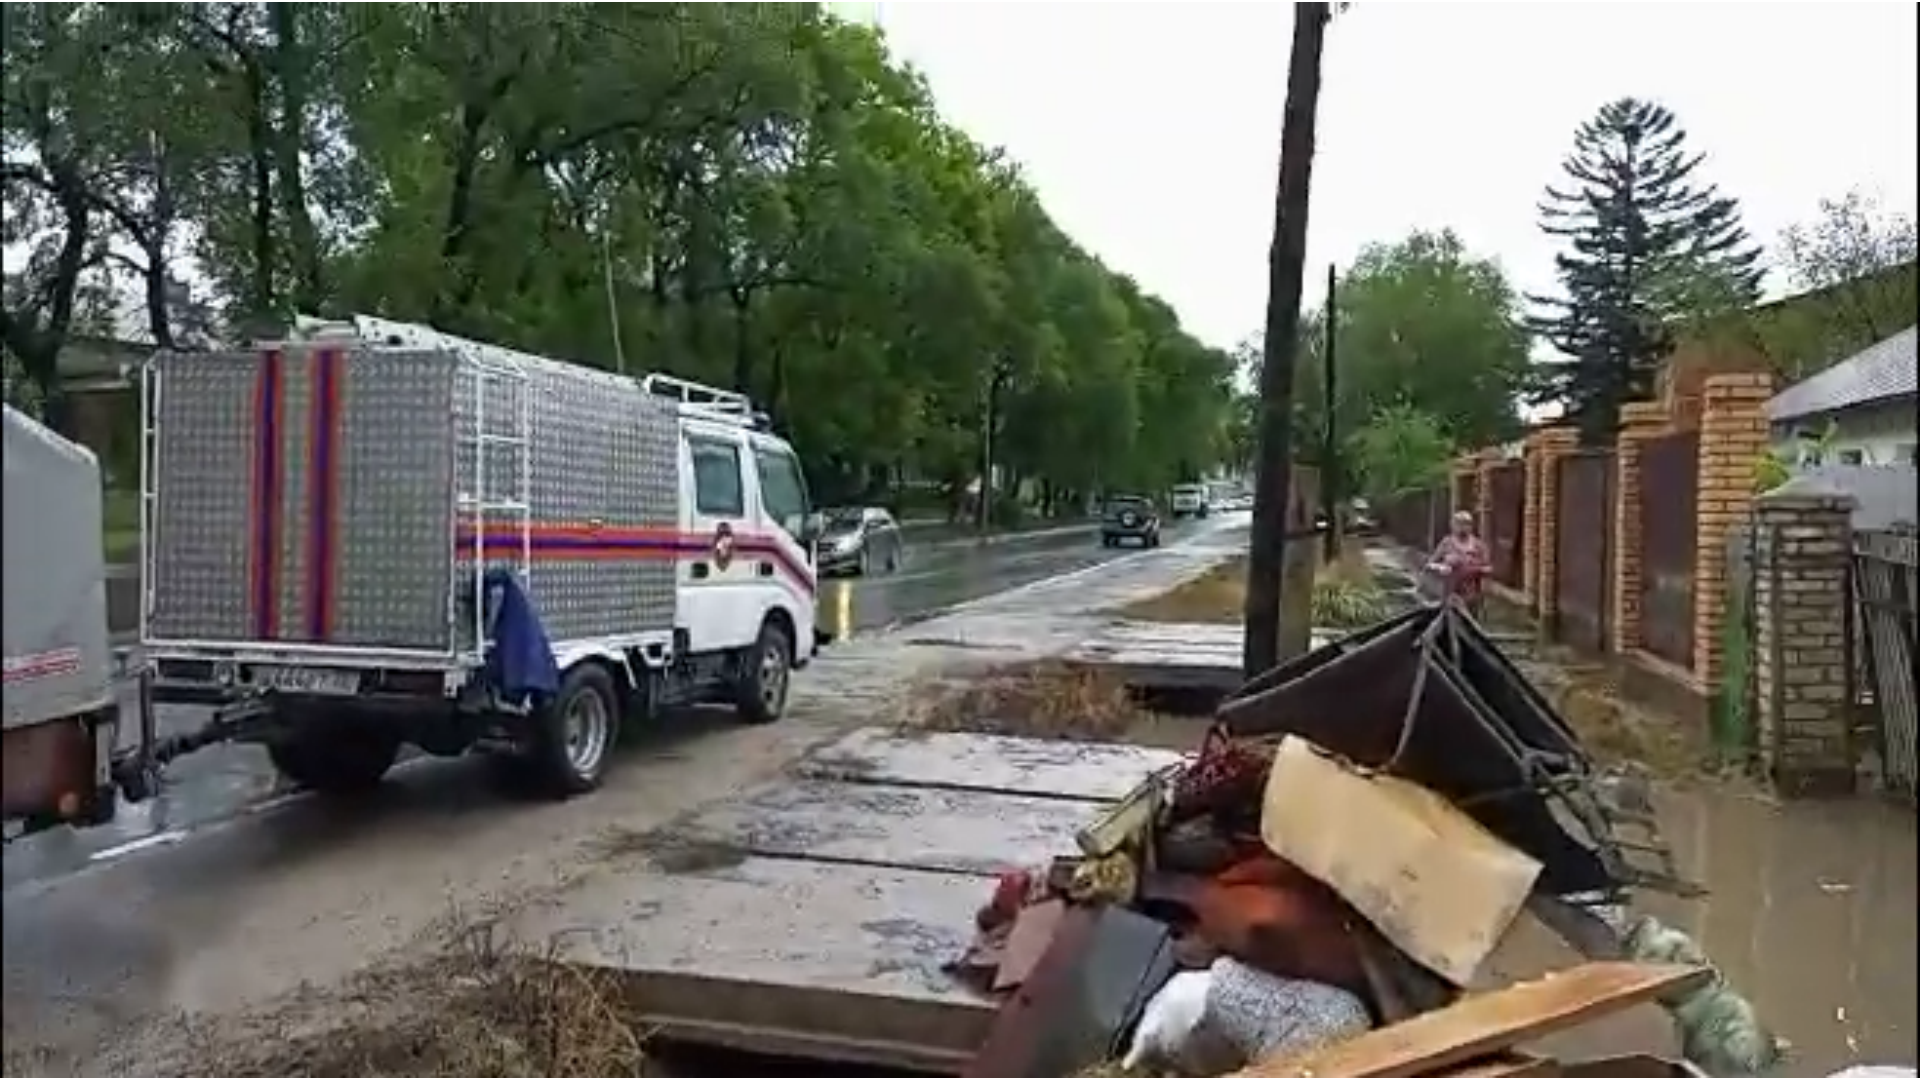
xmin=816 ymin=506 xmax=905 ymax=576
xmin=1169 ymin=483 xmax=1211 ymax=519
xmin=1101 ymin=495 xmax=1163 ymax=548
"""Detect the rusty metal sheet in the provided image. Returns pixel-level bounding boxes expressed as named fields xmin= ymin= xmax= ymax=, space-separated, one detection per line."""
xmin=1488 ymin=462 xmax=1527 ymax=588
xmin=801 ymin=727 xmax=1185 ymax=801
xmin=669 ymin=777 xmax=1102 ymax=875
xmin=963 ymin=902 xmax=1177 ymax=1077
xmin=1638 ymin=430 xmax=1699 ymax=667
xmin=513 ymin=854 xmax=996 ymax=1071
xmin=1554 ymin=451 xmax=1615 ymax=654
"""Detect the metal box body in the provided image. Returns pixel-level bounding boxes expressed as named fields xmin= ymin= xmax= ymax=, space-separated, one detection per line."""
xmin=143 ymin=324 xmax=681 ymax=663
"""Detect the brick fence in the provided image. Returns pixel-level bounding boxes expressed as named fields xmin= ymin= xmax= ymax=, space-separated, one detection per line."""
xmin=1751 ymin=481 xmax=1858 ymax=794
xmin=1381 ymin=374 xmax=1779 ymax=728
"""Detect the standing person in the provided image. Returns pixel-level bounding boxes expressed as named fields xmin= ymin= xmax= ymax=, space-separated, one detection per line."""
xmin=1427 ymin=511 xmax=1489 ymax=615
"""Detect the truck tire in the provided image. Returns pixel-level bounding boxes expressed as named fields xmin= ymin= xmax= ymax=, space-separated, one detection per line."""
xmin=267 ymin=723 xmax=400 ymax=795
xmin=525 ymin=664 xmax=620 ymax=797
xmin=736 ymin=618 xmax=794 ymax=725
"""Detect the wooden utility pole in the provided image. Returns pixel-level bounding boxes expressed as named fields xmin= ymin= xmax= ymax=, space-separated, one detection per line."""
xmin=1242 ymin=1 xmax=1333 ymax=679
xmin=1321 ymin=263 xmax=1341 ymax=562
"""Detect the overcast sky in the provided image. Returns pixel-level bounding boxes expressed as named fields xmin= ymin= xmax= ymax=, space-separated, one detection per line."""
xmin=853 ymin=2 xmax=1920 ymax=352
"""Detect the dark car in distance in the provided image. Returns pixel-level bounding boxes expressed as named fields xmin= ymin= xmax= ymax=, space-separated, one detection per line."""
xmin=816 ymin=506 xmax=905 ymax=576
xmin=1101 ymin=495 xmax=1162 ymax=548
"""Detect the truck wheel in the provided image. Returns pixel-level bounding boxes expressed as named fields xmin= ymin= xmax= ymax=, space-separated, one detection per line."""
xmin=736 ymin=618 xmax=794 ymax=725
xmin=267 ymin=724 xmax=400 ymax=795
xmin=526 ymin=664 xmax=620 ymax=797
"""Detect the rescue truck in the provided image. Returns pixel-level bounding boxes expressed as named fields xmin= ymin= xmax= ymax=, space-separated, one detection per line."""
xmin=134 ymin=315 xmax=820 ymax=797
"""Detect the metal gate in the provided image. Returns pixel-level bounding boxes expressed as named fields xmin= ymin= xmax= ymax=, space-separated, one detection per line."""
xmin=1854 ymin=527 xmax=1918 ymax=798
xmin=1638 ymin=430 xmax=1699 ymax=667
xmin=1555 ymin=451 xmax=1614 ymax=653
xmin=1487 ymin=463 xmax=1526 ymax=588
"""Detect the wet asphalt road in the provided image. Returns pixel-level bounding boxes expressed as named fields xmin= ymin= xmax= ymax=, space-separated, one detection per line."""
xmin=1 ymin=518 xmax=1200 ymax=893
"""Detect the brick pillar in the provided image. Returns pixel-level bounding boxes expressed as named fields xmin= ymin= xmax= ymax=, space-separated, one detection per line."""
xmin=1522 ymin=435 xmax=1544 ymax=609
xmin=1531 ymin=427 xmax=1580 ymax=624
xmin=1692 ymin=372 xmax=1775 ymax=691
xmin=1753 ymin=480 xmax=1857 ymax=795
xmin=1611 ymin=403 xmax=1669 ymax=653
xmin=1473 ymin=450 xmax=1501 ymax=540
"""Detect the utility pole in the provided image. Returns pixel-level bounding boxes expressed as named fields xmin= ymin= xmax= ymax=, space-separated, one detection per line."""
xmin=978 ymin=359 xmax=1012 ymax=535
xmin=1322 ymin=263 xmax=1341 ymax=562
xmin=1242 ymin=2 xmax=1332 ymax=679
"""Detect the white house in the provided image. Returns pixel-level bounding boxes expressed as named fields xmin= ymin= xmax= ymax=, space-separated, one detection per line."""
xmin=1767 ymin=325 xmax=1918 ymax=467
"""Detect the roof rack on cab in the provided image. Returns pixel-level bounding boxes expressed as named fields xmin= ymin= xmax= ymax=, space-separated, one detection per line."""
xmin=640 ymin=373 xmax=771 ymax=431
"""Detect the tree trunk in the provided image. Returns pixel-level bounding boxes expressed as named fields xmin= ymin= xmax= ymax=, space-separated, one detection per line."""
xmin=241 ymin=57 xmax=278 ymax=324
xmin=269 ymin=2 xmax=325 ymax=314
xmin=1243 ymin=2 xmax=1331 ymax=678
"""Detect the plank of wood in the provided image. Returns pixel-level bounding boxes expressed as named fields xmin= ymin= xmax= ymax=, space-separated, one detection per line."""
xmin=1425 ymin=1052 xmax=1561 ymax=1077
xmin=1229 ymin=961 xmax=1710 ymax=1078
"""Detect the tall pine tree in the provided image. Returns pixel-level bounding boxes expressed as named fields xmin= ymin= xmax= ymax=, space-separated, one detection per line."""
xmin=1529 ymin=98 xmax=1764 ymax=440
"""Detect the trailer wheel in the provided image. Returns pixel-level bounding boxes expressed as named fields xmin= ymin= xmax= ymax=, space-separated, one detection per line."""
xmin=736 ymin=618 xmax=794 ymax=725
xmin=525 ymin=664 xmax=620 ymax=797
xmin=267 ymin=723 xmax=400 ymax=795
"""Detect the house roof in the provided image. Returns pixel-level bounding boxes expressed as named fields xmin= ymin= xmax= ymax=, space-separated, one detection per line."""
xmin=1766 ymin=325 xmax=1918 ymax=423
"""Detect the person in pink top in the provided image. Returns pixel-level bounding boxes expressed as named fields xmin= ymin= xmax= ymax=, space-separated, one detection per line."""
xmin=1427 ymin=511 xmax=1490 ymax=614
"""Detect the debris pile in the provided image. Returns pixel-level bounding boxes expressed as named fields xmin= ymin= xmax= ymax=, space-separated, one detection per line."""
xmin=947 ymin=604 xmax=1786 ymax=1078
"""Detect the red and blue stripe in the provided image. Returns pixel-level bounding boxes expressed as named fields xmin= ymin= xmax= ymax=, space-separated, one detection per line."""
xmin=457 ymin=524 xmax=816 ymax=595
xmin=249 ymin=351 xmax=286 ymax=639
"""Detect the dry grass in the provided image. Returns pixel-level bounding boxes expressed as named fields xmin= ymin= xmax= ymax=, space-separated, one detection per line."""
xmin=1117 ymin=550 xmax=1392 ymax=628
xmin=908 ymin=661 xmax=1163 ymax=742
xmin=110 ymin=922 xmax=652 ymax=1078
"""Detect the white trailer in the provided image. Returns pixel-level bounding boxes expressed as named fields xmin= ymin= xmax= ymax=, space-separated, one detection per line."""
xmin=2 ymin=405 xmax=155 ymax=834
xmin=139 ymin=315 xmax=819 ymax=796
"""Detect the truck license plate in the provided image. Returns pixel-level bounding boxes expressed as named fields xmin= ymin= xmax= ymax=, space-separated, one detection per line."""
xmin=252 ymin=665 xmax=360 ymax=696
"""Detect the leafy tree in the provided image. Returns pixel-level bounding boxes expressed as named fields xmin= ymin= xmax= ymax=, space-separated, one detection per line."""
xmin=0 ymin=2 xmax=1237 ymax=507
xmin=1344 ymin=403 xmax=1454 ymax=498
xmin=1529 ymin=97 xmax=1765 ymax=441
xmin=1293 ymin=230 xmax=1530 ymax=463
xmin=1760 ymin=191 xmax=1919 ymax=376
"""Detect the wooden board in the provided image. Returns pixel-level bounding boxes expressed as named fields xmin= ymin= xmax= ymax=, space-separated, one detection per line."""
xmin=669 ymin=777 xmax=1103 ymax=875
xmin=1231 ymin=962 xmax=1711 ymax=1078
xmin=799 ymin=727 xmax=1185 ymax=801
xmin=1427 ymin=1052 xmax=1561 ymax=1077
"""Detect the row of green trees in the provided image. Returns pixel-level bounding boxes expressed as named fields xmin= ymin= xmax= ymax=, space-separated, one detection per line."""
xmin=1 ymin=3 xmax=1234 ymax=507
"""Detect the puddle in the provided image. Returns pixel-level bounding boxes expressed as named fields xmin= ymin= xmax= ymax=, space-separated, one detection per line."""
xmin=1649 ymin=788 xmax=1917 ymax=1074
xmin=1493 ymin=786 xmax=1916 ymax=1074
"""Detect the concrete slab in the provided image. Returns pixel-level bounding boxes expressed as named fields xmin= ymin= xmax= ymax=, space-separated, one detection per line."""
xmin=800 ymin=727 xmax=1185 ymax=801
xmin=1059 ymin=619 xmax=1338 ymax=691
xmin=668 ymin=777 xmax=1104 ymax=875
xmin=512 ymin=727 xmax=1194 ymax=1069
xmin=515 ymin=855 xmax=996 ymax=1070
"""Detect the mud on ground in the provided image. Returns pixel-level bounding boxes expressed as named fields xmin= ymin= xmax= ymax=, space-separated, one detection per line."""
xmin=905 ymin=660 xmax=1202 ymax=751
